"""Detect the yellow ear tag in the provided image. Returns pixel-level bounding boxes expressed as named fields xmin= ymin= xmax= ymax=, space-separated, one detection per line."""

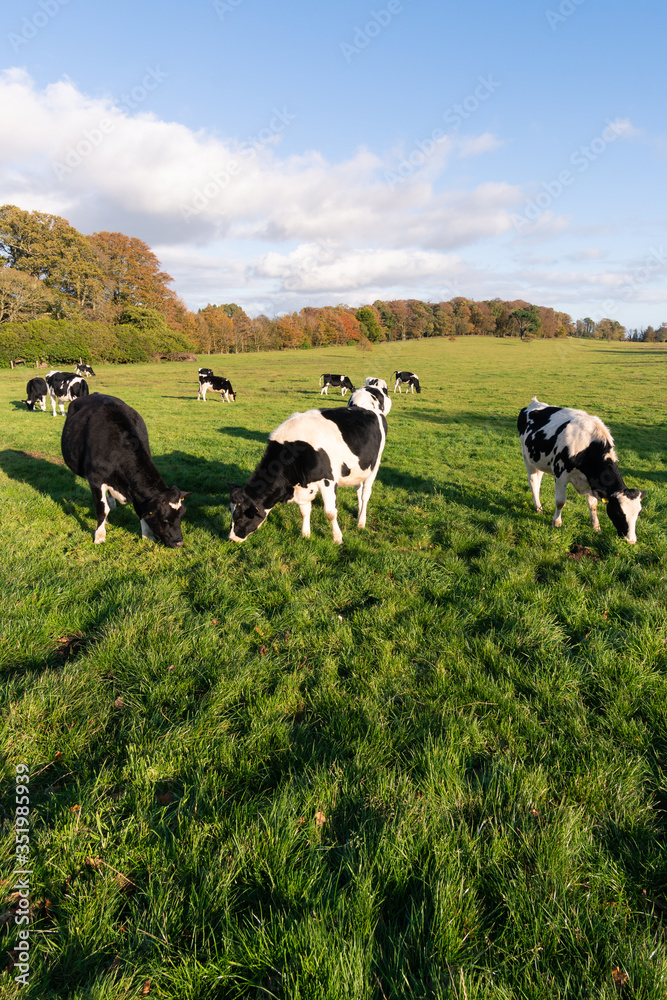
xmin=601 ymin=498 xmax=607 ymax=504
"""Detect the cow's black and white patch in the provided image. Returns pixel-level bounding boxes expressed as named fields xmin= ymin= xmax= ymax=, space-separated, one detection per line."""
xmin=75 ymin=363 xmax=96 ymax=377
xmin=197 ymin=373 xmax=236 ymax=402
xmin=229 ymin=396 xmax=390 ymax=544
xmin=46 ymin=371 xmax=90 ymax=416
xmin=393 ymin=371 xmax=421 ymax=394
xmin=319 ymin=373 xmax=355 ymax=396
xmin=518 ymin=396 xmax=645 ymax=543
xmin=61 ymin=392 xmax=191 ymax=547
xmin=25 ymin=377 xmax=48 ymax=411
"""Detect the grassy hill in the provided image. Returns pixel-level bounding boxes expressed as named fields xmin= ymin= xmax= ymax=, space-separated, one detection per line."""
xmin=1 ymin=338 xmax=666 ymax=999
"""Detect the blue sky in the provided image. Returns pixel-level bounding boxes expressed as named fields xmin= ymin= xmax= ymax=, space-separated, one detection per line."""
xmin=1 ymin=0 xmax=666 ymax=328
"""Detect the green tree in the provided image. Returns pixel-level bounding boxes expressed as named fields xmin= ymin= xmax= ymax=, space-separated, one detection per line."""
xmin=510 ymin=305 xmax=542 ymax=340
xmin=355 ymin=305 xmax=383 ymax=342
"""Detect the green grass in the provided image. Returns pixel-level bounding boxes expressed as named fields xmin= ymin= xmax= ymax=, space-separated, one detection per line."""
xmin=1 ymin=337 xmax=666 ymax=999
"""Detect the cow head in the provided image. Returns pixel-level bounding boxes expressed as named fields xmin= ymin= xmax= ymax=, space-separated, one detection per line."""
xmin=604 ymin=488 xmax=646 ymax=544
xmin=229 ymin=486 xmax=268 ymax=541
xmin=143 ymin=487 xmax=192 ymax=547
xmin=348 ymin=386 xmax=392 ymax=414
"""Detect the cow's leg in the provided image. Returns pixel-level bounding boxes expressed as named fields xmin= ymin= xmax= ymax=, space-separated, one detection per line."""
xmin=58 ymin=398 xmax=66 ymax=416
xmin=50 ymin=393 xmax=57 ymax=417
xmin=393 ymin=380 xmax=399 ymax=393
xmin=197 ymin=385 xmax=203 ymax=400
xmin=553 ymin=476 xmax=568 ymax=527
xmin=40 ymin=396 xmax=46 ymax=411
xmin=356 ymin=472 xmax=377 ymax=529
xmin=320 ymin=384 xmax=328 ymax=395
xmin=320 ymin=482 xmax=343 ymax=544
xmin=298 ymin=500 xmax=312 ymax=538
xmin=586 ymin=493 xmax=601 ymax=532
xmin=525 ymin=466 xmax=544 ymax=512
xmin=140 ymin=519 xmax=156 ymax=541
xmin=201 ymin=386 xmax=207 ymax=401
xmin=91 ymin=483 xmax=111 ymax=543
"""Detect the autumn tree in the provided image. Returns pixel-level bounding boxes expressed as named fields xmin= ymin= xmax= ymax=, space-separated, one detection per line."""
xmin=0 ymin=204 xmax=105 ymax=309
xmin=90 ymin=231 xmax=174 ymax=311
xmin=0 ymin=268 xmax=52 ymax=322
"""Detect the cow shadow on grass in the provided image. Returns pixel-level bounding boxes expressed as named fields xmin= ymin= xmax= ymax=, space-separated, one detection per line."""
xmin=217 ymin=425 xmax=269 ymax=444
xmin=0 ymin=449 xmax=91 ymax=533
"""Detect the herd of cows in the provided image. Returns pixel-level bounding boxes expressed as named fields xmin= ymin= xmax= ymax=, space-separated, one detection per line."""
xmin=18 ymin=362 xmax=645 ymax=549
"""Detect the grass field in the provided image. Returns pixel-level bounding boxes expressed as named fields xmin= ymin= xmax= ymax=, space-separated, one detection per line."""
xmin=1 ymin=337 xmax=666 ymax=999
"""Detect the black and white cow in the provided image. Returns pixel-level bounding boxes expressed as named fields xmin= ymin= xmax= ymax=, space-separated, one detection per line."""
xmin=61 ymin=393 xmax=191 ymax=547
xmin=229 ymin=386 xmax=391 ymax=544
xmin=46 ymin=370 xmax=90 ymax=416
xmin=365 ymin=376 xmax=388 ymax=392
xmin=319 ymin=374 xmax=355 ymax=396
xmin=198 ymin=367 xmax=215 ymax=378
xmin=518 ymin=397 xmax=645 ymax=543
xmin=24 ymin=377 xmax=48 ymax=411
xmin=393 ymin=371 xmax=421 ymax=394
xmin=197 ymin=373 xmax=236 ymax=402
xmin=75 ymin=363 xmax=96 ymax=377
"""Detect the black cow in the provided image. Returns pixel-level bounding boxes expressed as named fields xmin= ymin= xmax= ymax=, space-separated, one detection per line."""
xmin=229 ymin=386 xmax=391 ymax=544
xmin=75 ymin=363 xmax=96 ymax=377
xmin=46 ymin=370 xmax=90 ymax=417
xmin=393 ymin=371 xmax=421 ymax=394
xmin=319 ymin=374 xmax=355 ymax=396
xmin=197 ymin=373 xmax=236 ymax=402
xmin=518 ymin=396 xmax=645 ymax=543
xmin=61 ymin=393 xmax=192 ymax=547
xmin=24 ymin=377 xmax=48 ymax=411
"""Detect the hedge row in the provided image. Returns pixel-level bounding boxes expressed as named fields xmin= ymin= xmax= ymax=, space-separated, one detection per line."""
xmin=0 ymin=319 xmax=195 ymax=367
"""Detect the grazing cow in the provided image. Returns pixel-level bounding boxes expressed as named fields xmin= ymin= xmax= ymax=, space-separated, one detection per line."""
xmin=229 ymin=388 xmax=390 ymax=544
xmin=518 ymin=397 xmax=646 ymax=543
xmin=24 ymin=377 xmax=48 ymax=412
xmin=61 ymin=393 xmax=191 ymax=547
xmin=365 ymin=376 xmax=388 ymax=392
xmin=75 ymin=363 xmax=96 ymax=377
xmin=46 ymin=370 xmax=90 ymax=416
xmin=393 ymin=371 xmax=421 ymax=394
xmin=319 ymin=374 xmax=355 ymax=396
xmin=197 ymin=373 xmax=236 ymax=402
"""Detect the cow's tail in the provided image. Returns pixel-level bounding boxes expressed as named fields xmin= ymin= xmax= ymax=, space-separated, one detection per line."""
xmin=319 ymin=374 xmax=323 ymax=386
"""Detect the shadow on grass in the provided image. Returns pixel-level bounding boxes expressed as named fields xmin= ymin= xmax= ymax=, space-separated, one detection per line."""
xmin=217 ymin=426 xmax=268 ymax=444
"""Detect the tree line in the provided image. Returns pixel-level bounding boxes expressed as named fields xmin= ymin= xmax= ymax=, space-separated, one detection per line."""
xmin=0 ymin=204 xmax=644 ymax=366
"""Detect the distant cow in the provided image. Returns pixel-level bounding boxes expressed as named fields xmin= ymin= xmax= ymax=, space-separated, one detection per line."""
xmin=365 ymin=376 xmax=388 ymax=392
xmin=198 ymin=367 xmax=215 ymax=378
xmin=518 ymin=397 xmax=646 ymax=543
xmin=319 ymin=374 xmax=355 ymax=396
xmin=75 ymin=363 xmax=96 ymax=377
xmin=229 ymin=387 xmax=391 ymax=544
xmin=24 ymin=377 xmax=48 ymax=412
xmin=197 ymin=373 xmax=236 ymax=402
xmin=393 ymin=371 xmax=421 ymax=394
xmin=46 ymin=370 xmax=90 ymax=416
xmin=61 ymin=393 xmax=191 ymax=547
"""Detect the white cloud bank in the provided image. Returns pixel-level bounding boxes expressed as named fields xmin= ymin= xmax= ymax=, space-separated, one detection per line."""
xmin=0 ymin=67 xmax=661 ymax=323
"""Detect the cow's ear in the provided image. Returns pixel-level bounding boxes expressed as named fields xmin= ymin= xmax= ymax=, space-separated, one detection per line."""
xmin=229 ymin=486 xmax=244 ymax=503
xmin=591 ymin=489 xmax=605 ymax=500
xmin=640 ymin=490 xmax=648 ymax=500
xmin=179 ymin=490 xmax=193 ymax=501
